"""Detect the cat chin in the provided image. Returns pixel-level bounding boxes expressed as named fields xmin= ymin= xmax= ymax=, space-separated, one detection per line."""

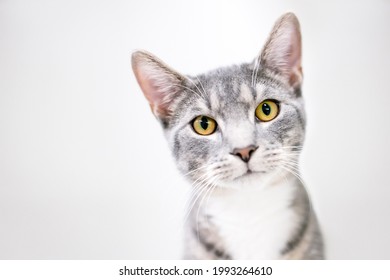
xmin=217 ymin=171 xmax=277 ymax=191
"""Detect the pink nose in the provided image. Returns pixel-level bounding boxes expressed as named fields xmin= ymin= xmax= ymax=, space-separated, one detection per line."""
xmin=232 ymin=145 xmax=258 ymax=162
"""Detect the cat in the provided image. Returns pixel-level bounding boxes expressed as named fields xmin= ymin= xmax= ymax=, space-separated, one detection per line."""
xmin=131 ymin=12 xmax=324 ymax=259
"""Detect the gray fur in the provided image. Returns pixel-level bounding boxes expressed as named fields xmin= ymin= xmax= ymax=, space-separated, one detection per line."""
xmin=131 ymin=13 xmax=324 ymax=259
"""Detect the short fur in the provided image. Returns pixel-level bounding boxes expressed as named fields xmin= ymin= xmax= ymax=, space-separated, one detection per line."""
xmin=131 ymin=13 xmax=324 ymax=259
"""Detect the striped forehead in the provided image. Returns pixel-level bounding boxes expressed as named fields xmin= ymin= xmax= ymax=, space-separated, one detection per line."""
xmin=183 ymin=64 xmax=289 ymax=122
xmin=205 ymin=80 xmax=255 ymax=119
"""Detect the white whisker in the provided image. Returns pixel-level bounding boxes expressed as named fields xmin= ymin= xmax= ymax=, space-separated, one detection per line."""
xmin=186 ymin=77 xmax=208 ymax=100
xmin=182 ymin=173 xmax=216 ymax=225
xmin=174 ymin=83 xmax=206 ymax=101
xmin=182 ymin=164 xmax=211 ymax=178
xmin=279 ymin=165 xmax=313 ymax=215
xmin=195 ymin=76 xmax=208 ymax=99
xmin=195 ymin=175 xmax=220 ymax=242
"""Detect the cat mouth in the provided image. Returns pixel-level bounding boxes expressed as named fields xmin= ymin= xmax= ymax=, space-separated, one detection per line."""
xmin=233 ymin=168 xmax=261 ymax=180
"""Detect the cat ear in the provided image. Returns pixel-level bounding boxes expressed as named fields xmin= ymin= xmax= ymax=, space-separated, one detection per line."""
xmin=131 ymin=50 xmax=185 ymax=120
xmin=260 ymin=12 xmax=302 ymax=88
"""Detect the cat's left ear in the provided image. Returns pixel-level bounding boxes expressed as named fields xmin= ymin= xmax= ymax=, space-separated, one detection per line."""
xmin=259 ymin=12 xmax=302 ymax=88
xmin=132 ymin=50 xmax=185 ymax=121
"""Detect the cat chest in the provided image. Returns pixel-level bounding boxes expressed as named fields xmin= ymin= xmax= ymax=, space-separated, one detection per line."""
xmin=205 ymin=187 xmax=298 ymax=259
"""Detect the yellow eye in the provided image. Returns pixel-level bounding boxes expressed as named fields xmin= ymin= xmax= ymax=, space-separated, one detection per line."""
xmin=192 ymin=116 xmax=217 ymax=135
xmin=255 ymin=100 xmax=279 ymax=122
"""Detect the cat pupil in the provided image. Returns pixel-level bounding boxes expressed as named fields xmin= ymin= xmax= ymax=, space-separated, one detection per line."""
xmin=200 ymin=117 xmax=209 ymax=130
xmin=262 ymin=103 xmax=271 ymax=115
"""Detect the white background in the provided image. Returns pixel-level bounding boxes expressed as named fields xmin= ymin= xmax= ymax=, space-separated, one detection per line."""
xmin=1 ymin=0 xmax=389 ymax=259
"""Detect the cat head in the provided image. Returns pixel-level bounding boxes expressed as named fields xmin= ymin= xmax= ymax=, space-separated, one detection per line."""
xmin=132 ymin=13 xmax=305 ymax=189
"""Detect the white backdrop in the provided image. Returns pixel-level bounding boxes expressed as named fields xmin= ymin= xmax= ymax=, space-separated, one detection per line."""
xmin=1 ymin=0 xmax=389 ymax=259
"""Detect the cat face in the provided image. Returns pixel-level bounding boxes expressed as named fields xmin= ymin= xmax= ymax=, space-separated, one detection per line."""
xmin=132 ymin=13 xmax=305 ymax=189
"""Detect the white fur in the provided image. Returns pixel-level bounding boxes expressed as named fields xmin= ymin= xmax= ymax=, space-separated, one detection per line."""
xmin=239 ymin=83 xmax=253 ymax=104
xmin=223 ymin=120 xmax=255 ymax=151
xmin=206 ymin=174 xmax=299 ymax=259
xmin=209 ymin=90 xmax=221 ymax=112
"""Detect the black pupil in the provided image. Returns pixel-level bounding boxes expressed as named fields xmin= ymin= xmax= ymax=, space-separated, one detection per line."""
xmin=262 ymin=103 xmax=271 ymax=116
xmin=200 ymin=116 xmax=209 ymax=130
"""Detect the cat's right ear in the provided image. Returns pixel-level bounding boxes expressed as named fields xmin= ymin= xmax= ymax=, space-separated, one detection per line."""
xmin=131 ymin=51 xmax=185 ymax=120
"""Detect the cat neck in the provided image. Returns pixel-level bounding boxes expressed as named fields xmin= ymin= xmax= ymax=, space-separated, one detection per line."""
xmin=202 ymin=173 xmax=302 ymax=259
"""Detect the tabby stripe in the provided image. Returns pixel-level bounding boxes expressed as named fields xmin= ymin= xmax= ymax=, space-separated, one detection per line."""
xmin=193 ymin=228 xmax=231 ymax=260
xmin=281 ymin=200 xmax=311 ymax=255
